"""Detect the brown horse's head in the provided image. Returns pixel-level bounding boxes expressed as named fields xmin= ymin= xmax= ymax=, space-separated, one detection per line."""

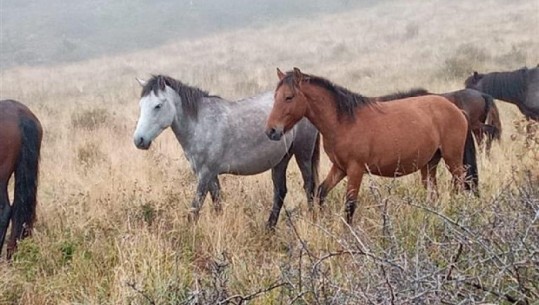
xmin=265 ymin=67 xmax=308 ymax=141
xmin=464 ymin=71 xmax=484 ymax=89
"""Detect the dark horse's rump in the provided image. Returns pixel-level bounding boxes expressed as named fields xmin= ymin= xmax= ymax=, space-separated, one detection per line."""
xmin=0 ymin=100 xmax=42 ymax=259
xmin=376 ymin=88 xmax=502 ymax=149
xmin=465 ymin=66 xmax=539 ymax=120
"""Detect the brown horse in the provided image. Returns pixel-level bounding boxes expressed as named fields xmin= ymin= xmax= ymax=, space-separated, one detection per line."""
xmin=0 ymin=100 xmax=42 ymax=259
xmin=266 ymin=68 xmax=478 ymax=224
xmin=465 ymin=66 xmax=539 ymax=121
xmin=376 ymin=88 xmax=502 ymax=152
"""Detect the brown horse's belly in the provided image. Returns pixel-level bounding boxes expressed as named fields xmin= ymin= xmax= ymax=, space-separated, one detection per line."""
xmin=364 ymin=156 xmax=432 ymax=177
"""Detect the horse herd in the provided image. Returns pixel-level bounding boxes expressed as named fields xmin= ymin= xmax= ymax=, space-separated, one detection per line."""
xmin=1 ymin=65 xmax=537 ymax=259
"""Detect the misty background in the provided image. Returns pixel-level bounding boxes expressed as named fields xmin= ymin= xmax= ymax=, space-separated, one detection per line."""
xmin=0 ymin=0 xmax=378 ymax=69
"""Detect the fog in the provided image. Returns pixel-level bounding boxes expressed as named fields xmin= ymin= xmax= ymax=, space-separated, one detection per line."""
xmin=0 ymin=0 xmax=378 ymax=69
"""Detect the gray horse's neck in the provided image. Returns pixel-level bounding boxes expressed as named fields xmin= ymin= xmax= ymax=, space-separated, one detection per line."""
xmin=170 ymin=95 xmax=200 ymax=152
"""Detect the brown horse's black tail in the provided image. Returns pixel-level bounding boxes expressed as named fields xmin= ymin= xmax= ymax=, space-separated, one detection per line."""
xmin=311 ymin=132 xmax=321 ymax=191
xmin=11 ymin=116 xmax=42 ymax=257
xmin=482 ymin=94 xmax=502 ymax=142
xmin=463 ymin=126 xmax=479 ymax=195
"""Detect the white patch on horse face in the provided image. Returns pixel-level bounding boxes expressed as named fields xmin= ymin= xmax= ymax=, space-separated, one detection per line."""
xmin=133 ymin=87 xmax=177 ymax=149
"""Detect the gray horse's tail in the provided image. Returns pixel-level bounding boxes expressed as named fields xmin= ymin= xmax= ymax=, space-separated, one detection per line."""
xmin=312 ymin=133 xmax=320 ymax=189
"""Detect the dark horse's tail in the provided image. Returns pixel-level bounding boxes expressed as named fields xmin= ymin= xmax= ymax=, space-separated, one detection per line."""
xmin=9 ymin=116 xmax=42 ymax=258
xmin=481 ymin=94 xmax=502 ymax=142
xmin=463 ymin=124 xmax=479 ymax=195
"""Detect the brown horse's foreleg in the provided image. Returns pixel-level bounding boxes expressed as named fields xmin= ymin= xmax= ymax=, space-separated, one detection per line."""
xmin=316 ymin=164 xmax=346 ymax=207
xmin=344 ymin=166 xmax=364 ymax=224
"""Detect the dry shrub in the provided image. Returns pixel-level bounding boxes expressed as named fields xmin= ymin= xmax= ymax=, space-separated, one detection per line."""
xmin=440 ymin=43 xmax=490 ymax=79
xmin=71 ymin=108 xmax=111 ymax=130
xmin=77 ymin=141 xmax=105 ymax=167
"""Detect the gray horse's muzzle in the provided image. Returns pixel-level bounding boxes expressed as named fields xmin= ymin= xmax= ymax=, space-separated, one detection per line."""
xmin=265 ymin=127 xmax=284 ymax=141
xmin=134 ymin=136 xmax=152 ymax=150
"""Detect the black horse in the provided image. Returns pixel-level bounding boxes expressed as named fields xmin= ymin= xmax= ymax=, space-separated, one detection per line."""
xmin=465 ymin=66 xmax=539 ymax=121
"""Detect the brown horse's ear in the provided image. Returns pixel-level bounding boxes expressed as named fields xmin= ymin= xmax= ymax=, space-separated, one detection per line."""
xmin=473 ymin=71 xmax=479 ymax=77
xmin=293 ymin=67 xmax=304 ymax=84
xmin=277 ymin=68 xmax=285 ymax=80
xmin=136 ymin=77 xmax=147 ymax=87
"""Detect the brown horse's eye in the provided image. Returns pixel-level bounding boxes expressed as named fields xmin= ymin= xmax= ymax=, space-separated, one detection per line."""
xmin=285 ymin=95 xmax=294 ymax=101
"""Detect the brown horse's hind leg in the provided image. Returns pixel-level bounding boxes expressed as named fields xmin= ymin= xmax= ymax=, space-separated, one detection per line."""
xmin=0 ymin=182 xmax=11 ymax=258
xmin=421 ymin=150 xmax=441 ymax=201
xmin=344 ymin=165 xmax=364 ymax=224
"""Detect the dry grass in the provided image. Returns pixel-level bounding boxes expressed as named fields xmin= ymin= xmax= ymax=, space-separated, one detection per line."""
xmin=1 ymin=0 xmax=538 ymax=304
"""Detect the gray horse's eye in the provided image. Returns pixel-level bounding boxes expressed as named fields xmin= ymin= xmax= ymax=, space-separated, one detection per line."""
xmin=154 ymin=104 xmax=162 ymax=110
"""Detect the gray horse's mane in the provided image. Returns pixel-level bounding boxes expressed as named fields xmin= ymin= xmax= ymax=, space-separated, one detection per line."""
xmin=141 ymin=75 xmax=213 ymax=119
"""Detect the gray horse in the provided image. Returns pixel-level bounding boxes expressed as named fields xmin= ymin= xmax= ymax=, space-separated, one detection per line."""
xmin=133 ymin=75 xmax=319 ymax=229
xmin=465 ymin=66 xmax=539 ymax=121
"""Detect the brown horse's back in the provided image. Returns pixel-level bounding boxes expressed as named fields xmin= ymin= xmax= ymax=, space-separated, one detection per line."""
xmin=346 ymin=96 xmax=467 ymax=177
xmin=0 ymin=101 xmax=28 ymax=182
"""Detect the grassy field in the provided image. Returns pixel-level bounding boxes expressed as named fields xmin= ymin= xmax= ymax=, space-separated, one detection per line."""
xmin=1 ymin=0 xmax=538 ymax=304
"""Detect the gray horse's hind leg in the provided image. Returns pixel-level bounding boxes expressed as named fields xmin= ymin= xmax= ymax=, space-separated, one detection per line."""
xmin=209 ymin=177 xmax=222 ymax=214
xmin=266 ymin=152 xmax=293 ymax=230
xmin=188 ymin=172 xmax=214 ymax=222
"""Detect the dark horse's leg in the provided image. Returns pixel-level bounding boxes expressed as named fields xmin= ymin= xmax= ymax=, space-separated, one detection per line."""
xmin=0 ymin=182 xmax=12 ymax=258
xmin=188 ymin=172 xmax=214 ymax=222
xmin=266 ymin=152 xmax=293 ymax=230
xmin=293 ymin=135 xmax=320 ymax=211
xmin=208 ymin=177 xmax=222 ymax=214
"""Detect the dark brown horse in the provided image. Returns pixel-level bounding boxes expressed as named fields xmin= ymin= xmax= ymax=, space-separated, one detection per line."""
xmin=0 ymin=100 xmax=42 ymax=259
xmin=266 ymin=68 xmax=478 ymax=224
xmin=376 ymin=88 xmax=502 ymax=152
xmin=465 ymin=66 xmax=539 ymax=121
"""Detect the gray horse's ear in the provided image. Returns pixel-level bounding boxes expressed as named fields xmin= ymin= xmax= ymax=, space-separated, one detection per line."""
xmin=276 ymin=68 xmax=285 ymax=80
xmin=293 ymin=67 xmax=304 ymax=84
xmin=136 ymin=77 xmax=147 ymax=87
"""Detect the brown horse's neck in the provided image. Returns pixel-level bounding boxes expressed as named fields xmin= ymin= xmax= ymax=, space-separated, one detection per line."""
xmin=301 ymin=84 xmax=347 ymax=142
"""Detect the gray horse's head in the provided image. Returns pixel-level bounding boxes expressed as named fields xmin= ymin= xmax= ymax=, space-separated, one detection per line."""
xmin=133 ymin=76 xmax=178 ymax=149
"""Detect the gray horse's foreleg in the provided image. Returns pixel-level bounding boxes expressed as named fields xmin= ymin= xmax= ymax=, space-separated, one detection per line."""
xmin=188 ymin=173 xmax=214 ymax=222
xmin=208 ymin=177 xmax=222 ymax=214
xmin=295 ymin=156 xmax=316 ymax=211
xmin=266 ymin=153 xmax=293 ymax=230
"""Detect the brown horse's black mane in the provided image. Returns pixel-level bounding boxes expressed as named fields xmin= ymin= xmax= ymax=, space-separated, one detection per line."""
xmin=376 ymin=88 xmax=431 ymax=101
xmin=141 ymin=75 xmax=213 ymax=118
xmin=279 ymin=72 xmax=372 ymax=119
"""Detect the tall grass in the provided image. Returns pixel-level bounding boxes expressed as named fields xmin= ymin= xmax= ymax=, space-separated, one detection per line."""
xmin=0 ymin=0 xmax=538 ymax=304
